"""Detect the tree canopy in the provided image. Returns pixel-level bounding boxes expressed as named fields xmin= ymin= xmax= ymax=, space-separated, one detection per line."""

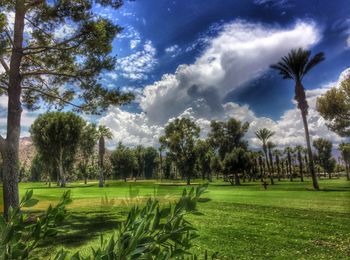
xmin=317 ymin=75 xmax=350 ymax=137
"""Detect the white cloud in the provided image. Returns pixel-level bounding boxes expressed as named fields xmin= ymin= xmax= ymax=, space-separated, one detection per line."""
xmin=100 ymin=20 xmax=349 ymax=149
xmin=165 ymin=44 xmax=181 ymax=57
xmin=139 ymin=20 xmax=320 ymax=125
xmin=347 ymin=35 xmax=350 ymax=47
xmin=117 ymin=40 xmax=157 ymax=80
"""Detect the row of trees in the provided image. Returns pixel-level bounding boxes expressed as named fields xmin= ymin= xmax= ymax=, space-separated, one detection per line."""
xmin=29 ymin=112 xmax=113 ymax=187
xmin=157 ymin=117 xmax=350 ymax=186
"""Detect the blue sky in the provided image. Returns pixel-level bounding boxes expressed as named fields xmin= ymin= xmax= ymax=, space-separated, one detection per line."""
xmin=99 ymin=0 xmax=350 ymax=119
xmin=1 ymin=0 xmax=350 ymax=148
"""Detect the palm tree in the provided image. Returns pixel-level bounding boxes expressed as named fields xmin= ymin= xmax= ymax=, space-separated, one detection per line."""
xmin=273 ymin=149 xmax=282 ymax=181
xmin=295 ymin=145 xmax=304 ymax=182
xmin=284 ymin=146 xmax=293 ymax=181
xmin=255 ymin=128 xmax=275 ymax=184
xmin=271 ymin=48 xmax=324 ymax=190
xmin=267 ymin=141 xmax=276 ymax=184
xmin=98 ymin=125 xmax=113 ymax=187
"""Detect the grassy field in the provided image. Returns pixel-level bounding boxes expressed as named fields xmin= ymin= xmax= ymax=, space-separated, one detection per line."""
xmin=1 ymin=178 xmax=350 ymax=259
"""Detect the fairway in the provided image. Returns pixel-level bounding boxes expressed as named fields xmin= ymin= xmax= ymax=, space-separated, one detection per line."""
xmin=1 ymin=178 xmax=349 ymax=259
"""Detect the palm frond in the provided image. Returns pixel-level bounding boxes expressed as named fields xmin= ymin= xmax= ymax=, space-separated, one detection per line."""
xmin=303 ymin=52 xmax=325 ymax=76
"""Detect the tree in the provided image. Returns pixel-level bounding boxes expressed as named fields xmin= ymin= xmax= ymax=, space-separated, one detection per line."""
xmin=97 ymin=125 xmax=113 ymax=187
xmin=295 ymin=145 xmax=305 ymax=182
xmin=195 ymin=140 xmax=213 ymax=181
xmin=284 ymin=146 xmax=293 ymax=181
xmin=0 ymin=1 xmax=134 ymax=217
xmin=159 ymin=118 xmax=200 ymax=185
xmin=79 ymin=123 xmax=98 ymax=184
xmin=317 ymin=75 xmax=350 ymax=136
xmin=313 ymin=138 xmax=335 ymax=179
xmin=339 ymin=143 xmax=350 ymax=181
xmin=110 ymin=143 xmax=137 ymax=181
xmin=223 ymin=148 xmax=250 ymax=185
xmin=208 ymin=118 xmax=249 ymax=160
xmin=210 ymin=155 xmax=222 ymax=180
xmin=30 ymin=112 xmax=85 ymax=187
xmin=273 ymin=149 xmax=282 ymax=181
xmin=255 ymin=128 xmax=275 ymax=184
xmin=271 ymin=48 xmax=324 ymax=190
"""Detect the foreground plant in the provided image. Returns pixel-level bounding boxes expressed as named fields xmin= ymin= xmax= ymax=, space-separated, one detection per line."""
xmin=0 ymin=190 xmax=72 ymax=259
xmin=56 ymin=183 xmax=212 ymax=259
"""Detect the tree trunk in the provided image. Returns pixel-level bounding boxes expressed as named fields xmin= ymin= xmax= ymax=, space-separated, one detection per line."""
xmin=58 ymin=152 xmax=65 ymax=187
xmin=186 ymin=176 xmax=191 ymax=185
xmin=99 ymin=136 xmax=104 ymax=187
xmin=234 ymin=173 xmax=240 ymax=186
xmin=346 ymin=162 xmax=350 ymax=181
xmin=2 ymin=0 xmax=26 ymax=219
xmin=300 ymin=110 xmax=319 ymax=189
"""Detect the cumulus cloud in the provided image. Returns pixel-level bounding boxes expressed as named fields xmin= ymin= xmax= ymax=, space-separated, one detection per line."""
xmin=139 ymin=20 xmax=320 ymax=125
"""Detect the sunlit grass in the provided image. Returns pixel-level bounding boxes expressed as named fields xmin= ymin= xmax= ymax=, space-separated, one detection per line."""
xmin=1 ymin=178 xmax=349 ymax=258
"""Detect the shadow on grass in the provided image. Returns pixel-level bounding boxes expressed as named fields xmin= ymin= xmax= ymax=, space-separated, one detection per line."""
xmin=38 ymin=210 xmax=123 ymax=249
xmin=28 ymin=184 xmax=96 ymax=190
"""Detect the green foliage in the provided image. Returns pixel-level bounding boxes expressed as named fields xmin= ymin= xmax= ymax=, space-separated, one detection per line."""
xmin=195 ymin=140 xmax=214 ymax=180
xmin=0 ymin=0 xmax=134 ymax=113
xmin=313 ymin=138 xmax=335 ymax=175
xmin=110 ymin=143 xmax=138 ymax=180
xmin=208 ymin=118 xmax=249 ymax=160
xmin=317 ymin=75 xmax=350 ymax=137
xmin=30 ymin=112 xmax=86 ymax=186
xmin=223 ymin=148 xmax=251 ymax=185
xmin=160 ymin=118 xmax=200 ymax=185
xmin=0 ymin=190 xmax=72 ymax=259
xmin=54 ymin=184 xmax=209 ymax=259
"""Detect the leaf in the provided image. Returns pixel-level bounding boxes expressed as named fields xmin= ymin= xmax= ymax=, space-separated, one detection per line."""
xmin=23 ymin=198 xmax=39 ymax=208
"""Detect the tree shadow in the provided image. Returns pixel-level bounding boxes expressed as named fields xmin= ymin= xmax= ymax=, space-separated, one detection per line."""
xmin=38 ymin=210 xmax=123 ymax=249
xmin=28 ymin=184 xmax=96 ymax=190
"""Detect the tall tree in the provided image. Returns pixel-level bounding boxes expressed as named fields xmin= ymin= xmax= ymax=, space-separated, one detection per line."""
xmin=110 ymin=143 xmax=137 ymax=181
xmin=30 ymin=112 xmax=85 ymax=187
xmin=159 ymin=118 xmax=200 ymax=185
xmin=273 ymin=149 xmax=282 ymax=181
xmin=79 ymin=123 xmax=98 ymax=184
xmin=267 ymin=141 xmax=276 ymax=180
xmin=97 ymin=125 xmax=112 ymax=187
xmin=255 ymin=128 xmax=275 ymax=184
xmin=313 ymin=138 xmax=336 ymax=179
xmin=223 ymin=148 xmax=250 ymax=186
xmin=210 ymin=155 xmax=222 ymax=180
xmin=0 ymin=1 xmax=134 ymax=217
xmin=195 ymin=140 xmax=213 ymax=181
xmin=143 ymin=147 xmax=158 ymax=179
xmin=317 ymin=75 xmax=350 ymax=137
xmin=339 ymin=143 xmax=350 ymax=181
xmin=208 ymin=118 xmax=249 ymax=160
xmin=295 ymin=145 xmax=305 ymax=182
xmin=271 ymin=48 xmax=324 ymax=190
xmin=284 ymin=146 xmax=293 ymax=181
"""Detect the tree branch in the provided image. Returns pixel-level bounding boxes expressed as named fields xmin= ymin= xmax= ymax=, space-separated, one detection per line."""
xmin=0 ymin=134 xmax=5 ymax=156
xmin=25 ymin=0 xmax=44 ymax=10
xmin=22 ymin=86 xmax=85 ymax=109
xmin=0 ymin=56 xmax=10 ymax=73
xmin=21 ymin=70 xmax=82 ymax=78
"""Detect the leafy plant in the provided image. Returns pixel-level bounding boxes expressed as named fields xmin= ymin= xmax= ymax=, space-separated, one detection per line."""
xmin=56 ymin=184 xmax=211 ymax=259
xmin=0 ymin=190 xmax=72 ymax=259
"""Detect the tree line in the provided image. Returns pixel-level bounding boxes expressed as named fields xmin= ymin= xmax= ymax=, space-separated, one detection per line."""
xmin=16 ymin=111 xmax=349 ymax=188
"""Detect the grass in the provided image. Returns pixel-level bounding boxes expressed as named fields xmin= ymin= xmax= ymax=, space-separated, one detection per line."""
xmin=1 ymin=178 xmax=350 ymax=259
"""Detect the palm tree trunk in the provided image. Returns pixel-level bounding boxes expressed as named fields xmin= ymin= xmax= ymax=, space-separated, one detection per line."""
xmin=300 ymin=110 xmax=319 ymax=190
xmin=99 ymin=136 xmax=104 ymax=188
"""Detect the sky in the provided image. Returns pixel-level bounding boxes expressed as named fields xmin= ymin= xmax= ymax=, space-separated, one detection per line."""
xmin=1 ymin=0 xmax=350 ymax=149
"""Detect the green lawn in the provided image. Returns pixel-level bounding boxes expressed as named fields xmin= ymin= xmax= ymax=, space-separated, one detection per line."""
xmin=1 ymin=178 xmax=350 ymax=259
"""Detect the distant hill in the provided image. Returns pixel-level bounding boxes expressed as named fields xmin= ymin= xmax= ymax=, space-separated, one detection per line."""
xmin=19 ymin=137 xmax=36 ymax=167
